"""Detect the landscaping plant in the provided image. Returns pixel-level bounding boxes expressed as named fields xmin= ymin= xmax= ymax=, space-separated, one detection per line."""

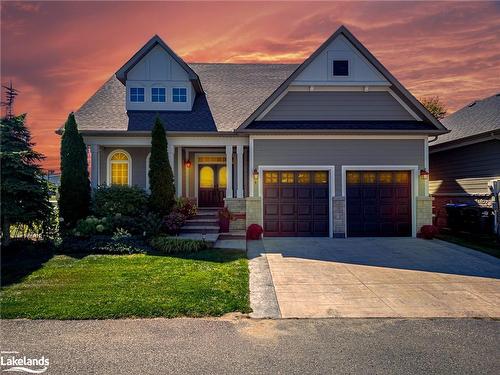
xmin=149 ymin=116 xmax=175 ymax=215
xmin=93 ymin=185 xmax=148 ymax=217
xmin=1 ymin=113 xmax=54 ymax=245
xmin=162 ymin=212 xmax=186 ymax=235
xmin=150 ymin=236 xmax=210 ymax=254
xmin=175 ymin=197 xmax=197 ymax=219
xmin=59 ymin=112 xmax=91 ymax=228
xmin=218 ymin=207 xmax=233 ymax=233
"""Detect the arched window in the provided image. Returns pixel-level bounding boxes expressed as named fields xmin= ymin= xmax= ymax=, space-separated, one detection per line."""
xmin=218 ymin=166 xmax=227 ymax=188
xmin=199 ymin=166 xmax=214 ymax=188
xmin=107 ymin=150 xmax=132 ymax=186
xmin=146 ymin=153 xmax=151 ymax=192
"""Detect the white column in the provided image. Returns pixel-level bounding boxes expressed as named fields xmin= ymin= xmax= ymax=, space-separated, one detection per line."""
xmin=225 ymin=145 xmax=233 ymax=199
xmin=90 ymin=144 xmax=100 ymax=189
xmin=176 ymin=146 xmax=182 ymax=197
xmin=168 ymin=144 xmax=175 ymax=192
xmin=236 ymin=145 xmax=244 ymax=198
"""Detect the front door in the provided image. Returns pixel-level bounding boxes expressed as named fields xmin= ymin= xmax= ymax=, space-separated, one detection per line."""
xmin=198 ymin=164 xmax=227 ymax=207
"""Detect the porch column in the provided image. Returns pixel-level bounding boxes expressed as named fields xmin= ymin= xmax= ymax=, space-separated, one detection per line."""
xmin=236 ymin=145 xmax=244 ymax=198
xmin=225 ymin=145 xmax=233 ymax=198
xmin=176 ymin=146 xmax=182 ymax=197
xmin=168 ymin=144 xmax=175 ymax=193
xmin=90 ymin=144 xmax=101 ymax=189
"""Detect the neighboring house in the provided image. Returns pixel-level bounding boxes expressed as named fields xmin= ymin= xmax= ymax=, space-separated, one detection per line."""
xmin=66 ymin=25 xmax=447 ymax=238
xmin=429 ymin=93 xmax=500 ymax=227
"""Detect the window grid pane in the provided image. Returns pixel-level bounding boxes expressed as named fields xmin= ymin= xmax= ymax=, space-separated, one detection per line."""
xmin=152 ymin=88 xmax=166 ymax=102
xmin=280 ymin=172 xmax=294 ymax=184
xmin=173 ymin=87 xmax=187 ymax=102
xmin=130 ymin=87 xmax=144 ymax=102
xmin=264 ymin=172 xmax=278 ymax=184
xmin=297 ymin=172 xmax=310 ymax=184
xmin=314 ymin=171 xmax=328 ymax=184
xmin=111 ymin=163 xmax=128 ymax=185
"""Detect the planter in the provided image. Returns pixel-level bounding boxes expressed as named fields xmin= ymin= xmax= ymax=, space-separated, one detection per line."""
xmin=219 ymin=217 xmax=230 ymax=233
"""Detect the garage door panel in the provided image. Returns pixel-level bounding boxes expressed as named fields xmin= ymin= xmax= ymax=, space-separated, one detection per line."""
xmin=347 ymin=170 xmax=411 ymax=237
xmin=263 ymin=170 xmax=330 ymax=237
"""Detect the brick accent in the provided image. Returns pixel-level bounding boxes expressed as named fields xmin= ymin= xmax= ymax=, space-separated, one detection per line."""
xmin=416 ymin=196 xmax=433 ymax=233
xmin=225 ymin=198 xmax=246 ymax=232
xmin=246 ymin=197 xmax=262 ymax=228
xmin=333 ymin=197 xmax=346 ymax=238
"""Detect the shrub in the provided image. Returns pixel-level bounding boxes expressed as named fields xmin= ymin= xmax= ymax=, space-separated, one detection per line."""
xmin=107 ymin=214 xmax=142 ymax=235
xmin=93 ymin=185 xmax=148 ymax=217
xmin=150 ymin=236 xmax=210 ymax=254
xmin=175 ymin=197 xmax=197 ymax=219
xmin=420 ymin=225 xmax=439 ymax=240
xmin=60 ymin=235 xmax=149 ymax=255
xmin=139 ymin=212 xmax=163 ymax=238
xmin=112 ymin=227 xmax=132 ymax=240
xmin=246 ymin=224 xmax=263 ymax=240
xmin=73 ymin=216 xmax=111 ymax=237
xmin=162 ymin=212 xmax=186 ymax=235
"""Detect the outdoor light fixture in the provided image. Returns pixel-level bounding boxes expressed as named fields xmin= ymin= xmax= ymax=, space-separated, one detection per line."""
xmin=185 ymin=160 xmax=192 ymax=168
xmin=419 ymin=169 xmax=430 ymax=179
xmin=253 ymin=168 xmax=259 ymax=181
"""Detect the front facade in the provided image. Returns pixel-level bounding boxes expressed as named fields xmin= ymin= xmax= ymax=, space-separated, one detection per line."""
xmin=72 ymin=26 xmax=447 ymax=238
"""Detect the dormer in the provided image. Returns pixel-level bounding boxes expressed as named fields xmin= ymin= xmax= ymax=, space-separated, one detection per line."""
xmin=116 ymin=35 xmax=203 ymax=111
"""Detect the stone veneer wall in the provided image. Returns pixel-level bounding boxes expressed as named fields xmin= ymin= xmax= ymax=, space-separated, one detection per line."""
xmin=245 ymin=197 xmax=263 ymax=229
xmin=333 ymin=197 xmax=346 ymax=238
xmin=416 ymin=196 xmax=433 ymax=233
xmin=224 ymin=198 xmax=246 ymax=232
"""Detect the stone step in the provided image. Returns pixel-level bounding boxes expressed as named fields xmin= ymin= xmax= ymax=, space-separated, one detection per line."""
xmin=195 ymin=210 xmax=219 ymax=217
xmin=180 ymin=226 xmax=220 ymax=234
xmin=218 ymin=231 xmax=246 ymax=240
xmin=184 ymin=220 xmax=219 ymax=227
xmin=186 ymin=218 xmax=219 ymax=224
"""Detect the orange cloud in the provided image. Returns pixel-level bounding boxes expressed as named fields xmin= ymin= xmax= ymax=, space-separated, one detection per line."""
xmin=2 ymin=1 xmax=499 ymax=171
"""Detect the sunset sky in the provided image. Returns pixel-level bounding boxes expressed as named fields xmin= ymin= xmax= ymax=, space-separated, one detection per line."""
xmin=2 ymin=1 xmax=500 ymax=171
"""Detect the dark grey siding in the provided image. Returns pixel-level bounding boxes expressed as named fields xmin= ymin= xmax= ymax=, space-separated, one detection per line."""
xmin=253 ymin=138 xmax=425 ymax=196
xmin=262 ymin=91 xmax=414 ymax=121
xmin=430 ymin=139 xmax=500 ymax=195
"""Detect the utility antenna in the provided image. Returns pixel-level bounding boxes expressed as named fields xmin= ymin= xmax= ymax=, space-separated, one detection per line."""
xmin=1 ymin=81 xmax=20 ymax=118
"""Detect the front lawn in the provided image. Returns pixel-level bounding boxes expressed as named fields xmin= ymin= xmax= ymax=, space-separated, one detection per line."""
xmin=0 ymin=250 xmax=250 ymax=319
xmin=436 ymin=233 xmax=499 ymax=259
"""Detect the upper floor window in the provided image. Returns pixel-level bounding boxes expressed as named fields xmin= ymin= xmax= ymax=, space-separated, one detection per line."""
xmin=151 ymin=87 xmax=166 ymax=102
xmin=333 ymin=60 xmax=349 ymax=76
xmin=130 ymin=87 xmax=145 ymax=102
xmin=172 ymin=87 xmax=187 ymax=103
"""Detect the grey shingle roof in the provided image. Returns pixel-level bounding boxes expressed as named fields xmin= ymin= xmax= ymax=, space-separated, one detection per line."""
xmin=246 ymin=120 xmax=436 ymax=131
xmin=74 ymin=64 xmax=297 ymax=132
xmin=434 ymin=93 xmax=500 ymax=145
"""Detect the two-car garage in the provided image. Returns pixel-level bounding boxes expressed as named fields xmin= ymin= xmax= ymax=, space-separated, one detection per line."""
xmin=262 ymin=168 xmax=413 ymax=238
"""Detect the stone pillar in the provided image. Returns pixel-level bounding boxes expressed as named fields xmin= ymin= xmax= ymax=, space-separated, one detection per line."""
xmin=226 ymin=145 xmax=233 ymax=198
xmin=416 ymin=196 xmax=433 ymax=233
xmin=90 ymin=144 xmax=101 ymax=189
xmin=236 ymin=145 xmax=244 ymax=198
xmin=225 ymin=198 xmax=246 ymax=232
xmin=245 ymin=197 xmax=262 ymax=228
xmin=333 ymin=197 xmax=346 ymax=238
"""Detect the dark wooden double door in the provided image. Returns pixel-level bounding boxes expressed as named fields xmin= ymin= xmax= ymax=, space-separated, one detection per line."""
xmin=198 ymin=164 xmax=226 ymax=208
xmin=346 ymin=170 xmax=411 ymax=237
xmin=263 ymin=171 xmax=330 ymax=237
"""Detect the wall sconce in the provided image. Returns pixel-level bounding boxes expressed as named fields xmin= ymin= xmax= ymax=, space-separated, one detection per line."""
xmin=185 ymin=160 xmax=192 ymax=168
xmin=253 ymin=168 xmax=259 ymax=182
xmin=419 ymin=169 xmax=429 ymax=179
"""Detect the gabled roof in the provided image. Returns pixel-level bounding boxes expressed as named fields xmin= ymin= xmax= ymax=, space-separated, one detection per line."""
xmin=115 ymin=35 xmax=204 ymax=93
xmin=236 ymin=25 xmax=448 ymax=134
xmin=432 ymin=93 xmax=500 ymax=147
xmin=73 ymin=64 xmax=297 ymax=133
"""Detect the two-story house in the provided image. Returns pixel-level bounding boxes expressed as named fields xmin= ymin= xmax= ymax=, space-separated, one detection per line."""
xmin=69 ymin=26 xmax=448 ymax=238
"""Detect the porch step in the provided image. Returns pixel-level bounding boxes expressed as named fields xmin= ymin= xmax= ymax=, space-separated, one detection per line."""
xmin=218 ymin=231 xmax=246 ymax=240
xmin=180 ymin=225 xmax=220 ymax=234
xmin=184 ymin=218 xmax=219 ymax=227
xmin=195 ymin=209 xmax=219 ymax=217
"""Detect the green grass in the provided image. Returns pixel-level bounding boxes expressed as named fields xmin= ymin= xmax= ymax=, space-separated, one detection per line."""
xmin=0 ymin=250 xmax=250 ymax=319
xmin=436 ymin=233 xmax=500 ymax=259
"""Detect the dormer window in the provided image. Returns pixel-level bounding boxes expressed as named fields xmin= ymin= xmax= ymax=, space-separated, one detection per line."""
xmin=151 ymin=88 xmax=166 ymax=102
xmin=333 ymin=60 xmax=349 ymax=76
xmin=172 ymin=87 xmax=187 ymax=103
xmin=130 ymin=87 xmax=145 ymax=102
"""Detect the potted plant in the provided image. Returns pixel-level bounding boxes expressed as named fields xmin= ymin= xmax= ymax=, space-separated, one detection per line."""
xmin=218 ymin=207 xmax=233 ymax=233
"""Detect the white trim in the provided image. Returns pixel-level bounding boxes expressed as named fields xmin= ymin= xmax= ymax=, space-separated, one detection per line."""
xmin=249 ymin=134 xmax=427 ymax=140
xmin=106 ymin=149 xmax=132 ymax=187
xmin=83 ymin=136 xmax=249 ymax=147
xmin=145 ymin=152 xmax=151 ymax=192
xmin=288 ymin=85 xmax=389 ymax=92
xmin=236 ymin=145 xmax=244 ymax=198
xmin=424 ymin=137 xmax=429 ymax=196
xmin=194 ymin=153 xmax=226 ymax=199
xmin=185 ymin=148 xmax=190 ymax=197
xmin=387 ymin=89 xmax=422 ymax=121
xmin=341 ymin=165 xmax=419 ymax=238
xmin=90 ymin=144 xmax=101 ymax=188
xmin=257 ymin=165 xmax=336 ymax=238
xmin=249 ymin=137 xmax=255 ymax=197
xmin=176 ymin=147 xmax=182 ymax=198
xmin=226 ymin=145 xmax=233 ymax=198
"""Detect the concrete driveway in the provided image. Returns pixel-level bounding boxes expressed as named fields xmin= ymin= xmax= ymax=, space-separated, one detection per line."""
xmin=248 ymin=238 xmax=500 ymax=318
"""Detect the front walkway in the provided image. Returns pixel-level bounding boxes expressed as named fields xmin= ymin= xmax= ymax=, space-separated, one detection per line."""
xmin=249 ymin=237 xmax=500 ymax=318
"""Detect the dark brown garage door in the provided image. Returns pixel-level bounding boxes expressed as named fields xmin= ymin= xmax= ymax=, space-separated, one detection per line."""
xmin=263 ymin=171 xmax=329 ymax=237
xmin=346 ymin=171 xmax=411 ymax=237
